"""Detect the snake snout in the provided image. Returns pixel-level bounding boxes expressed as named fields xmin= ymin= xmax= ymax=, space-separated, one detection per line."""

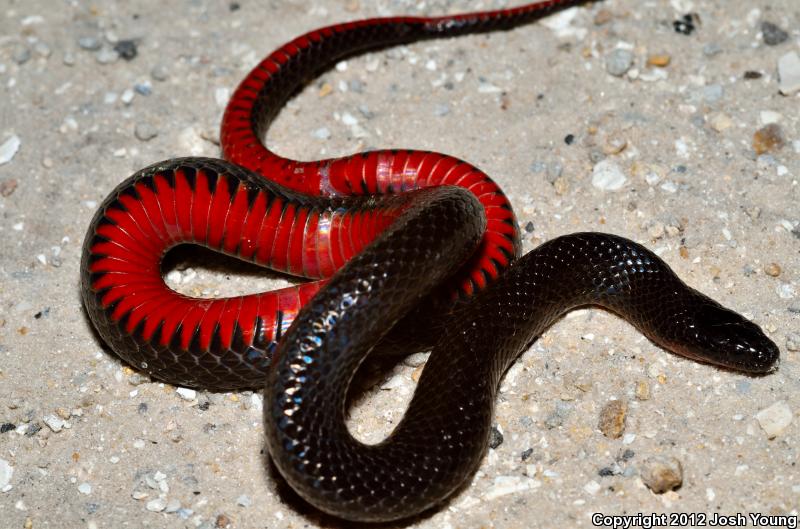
xmin=689 ymin=303 xmax=779 ymax=373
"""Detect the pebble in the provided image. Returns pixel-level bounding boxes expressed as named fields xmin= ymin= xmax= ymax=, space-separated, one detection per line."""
xmin=753 ymin=124 xmax=785 ymax=154
xmin=544 ymin=401 xmax=571 ymax=429
xmin=113 ymin=40 xmax=138 ymax=60
xmin=95 ymin=47 xmax=119 ymax=64
xmin=605 ymin=49 xmax=633 ymax=77
xmin=647 ymin=54 xmax=671 ymax=67
xmin=33 ymin=41 xmax=51 ymax=58
xmin=313 ymin=127 xmax=331 ymax=140
xmin=703 ymin=84 xmax=724 ymax=103
xmin=702 ymin=43 xmax=722 ymax=57
xmin=236 ymin=494 xmax=252 ymax=507
xmin=785 ymin=332 xmax=800 ymax=352
xmin=708 ymin=112 xmax=733 ymax=132
xmin=434 ymin=103 xmax=450 ymax=117
xmin=176 ymin=387 xmax=197 ymax=401
xmin=761 ymin=22 xmax=789 ymax=46
xmin=635 ymin=380 xmax=651 ymax=401
xmin=591 ymin=159 xmax=627 ymax=191
xmin=776 ymin=283 xmax=795 ymax=300
xmin=764 ymin=263 xmax=781 ymax=277
xmin=0 ymin=135 xmax=21 ymax=166
xmin=488 ymin=426 xmax=504 ymax=449
xmin=146 ymin=497 xmax=167 ymax=512
xmin=598 ymin=399 xmax=627 ymax=439
xmin=134 ymin=122 xmax=158 ymax=141
xmin=755 ymin=401 xmax=793 ymax=439
xmin=134 ymin=82 xmax=152 ymax=96
xmin=777 ymin=52 xmax=800 ymax=95
xmin=78 ymin=482 xmax=92 ymax=495
xmin=151 ymin=64 xmax=169 ymax=81
xmin=640 ymin=456 xmax=683 ymax=493
xmin=62 ymin=52 xmax=75 ymax=66
xmin=165 ymin=499 xmax=182 ymax=513
xmin=12 ymin=45 xmax=31 ymax=65
xmin=484 ymin=476 xmax=539 ymax=500
xmin=121 ymin=88 xmax=135 ymax=105
xmin=673 ymin=13 xmax=698 ymax=35
xmin=78 ymin=36 xmax=102 ymax=51
xmin=583 ymin=480 xmax=601 ymax=495
xmin=0 ymin=458 xmax=13 ymax=491
xmin=43 ymin=414 xmax=65 ymax=432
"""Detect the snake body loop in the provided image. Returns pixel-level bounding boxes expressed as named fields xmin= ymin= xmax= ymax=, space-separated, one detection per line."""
xmin=80 ymin=0 xmax=779 ymax=522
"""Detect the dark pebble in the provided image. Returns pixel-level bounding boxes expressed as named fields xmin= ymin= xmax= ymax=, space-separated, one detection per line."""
xmin=114 ymin=40 xmax=138 ymax=61
xmin=137 ymin=403 xmax=148 ymax=414
xmin=86 ymin=502 xmax=100 ymax=514
xmin=521 ymin=448 xmax=533 ymax=461
xmin=25 ymin=422 xmax=42 ymax=437
xmin=744 ymin=70 xmax=763 ymax=80
xmin=524 ymin=221 xmax=535 ymax=233
xmin=198 ymin=400 xmax=211 ymax=411
xmin=229 ymin=2 xmax=240 ymax=10
xmin=0 ymin=423 xmax=15 ymax=434
xmin=488 ymin=426 xmax=504 ymax=449
xmin=673 ymin=13 xmax=698 ymax=35
xmin=564 ymin=133 xmax=575 ymax=145
xmin=619 ymin=449 xmax=635 ymax=461
xmin=598 ymin=467 xmax=615 ymax=477
xmin=34 ymin=307 xmax=50 ymax=319
xmin=761 ymin=22 xmax=788 ymax=46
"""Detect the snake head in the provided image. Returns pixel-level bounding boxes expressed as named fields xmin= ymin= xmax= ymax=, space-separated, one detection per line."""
xmin=671 ymin=302 xmax=779 ymax=374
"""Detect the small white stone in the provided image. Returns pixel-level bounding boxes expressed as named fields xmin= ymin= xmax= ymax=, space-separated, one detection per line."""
xmin=484 ymin=476 xmax=539 ymax=500
xmin=146 ymin=497 xmax=167 ymax=512
xmin=341 ymin=112 xmax=358 ymax=126
xmin=43 ymin=414 xmax=65 ymax=432
xmin=660 ymin=180 xmax=679 ymax=193
xmin=706 ymin=488 xmax=715 ymax=501
xmin=121 ymin=88 xmax=135 ymax=104
xmin=778 ymin=51 xmax=800 ymax=95
xmin=583 ymin=480 xmax=601 ymax=495
xmin=165 ymin=499 xmax=182 ymax=513
xmin=176 ymin=387 xmax=197 ymax=401
xmin=153 ymin=471 xmax=167 ymax=482
xmin=760 ymin=110 xmax=782 ymax=125
xmin=591 ymin=159 xmax=627 ymax=191
xmin=249 ymin=393 xmax=263 ymax=411
xmin=236 ymin=494 xmax=252 ymax=507
xmin=0 ymin=459 xmax=13 ymax=491
xmin=133 ymin=439 xmax=146 ymax=449
xmin=78 ymin=482 xmax=92 ymax=495
xmin=777 ymin=283 xmax=796 ymax=299
xmin=0 ymin=135 xmax=21 ymax=165
xmin=215 ymin=87 xmax=230 ymax=107
xmin=313 ymin=127 xmax=331 ymax=140
xmin=755 ymin=401 xmax=793 ymax=438
xmin=622 ymin=433 xmax=636 ymax=445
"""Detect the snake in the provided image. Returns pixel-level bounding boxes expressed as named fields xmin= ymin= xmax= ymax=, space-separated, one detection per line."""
xmin=80 ymin=0 xmax=780 ymax=522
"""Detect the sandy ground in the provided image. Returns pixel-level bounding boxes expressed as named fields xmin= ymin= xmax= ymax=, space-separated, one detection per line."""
xmin=1 ymin=0 xmax=798 ymax=528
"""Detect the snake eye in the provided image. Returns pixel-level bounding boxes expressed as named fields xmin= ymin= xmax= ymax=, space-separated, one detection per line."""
xmin=687 ymin=303 xmax=779 ymax=373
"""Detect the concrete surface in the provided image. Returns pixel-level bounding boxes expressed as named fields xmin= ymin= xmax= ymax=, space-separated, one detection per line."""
xmin=0 ymin=0 xmax=798 ymax=528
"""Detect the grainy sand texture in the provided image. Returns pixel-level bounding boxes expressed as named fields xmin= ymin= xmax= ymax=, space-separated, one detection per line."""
xmin=1 ymin=1 xmax=798 ymax=528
